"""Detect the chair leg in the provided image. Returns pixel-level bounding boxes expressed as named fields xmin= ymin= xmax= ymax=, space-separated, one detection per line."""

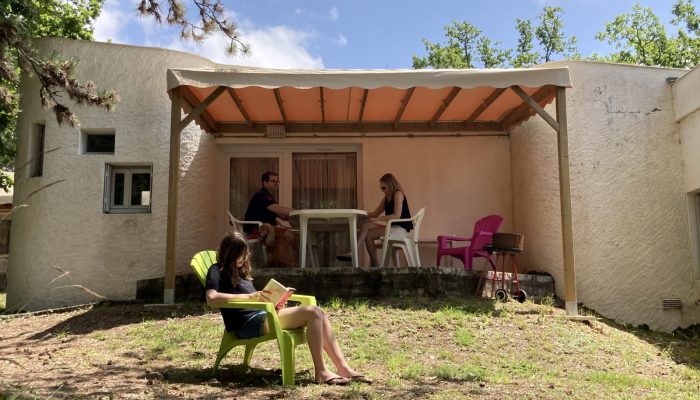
xmin=379 ymin=237 xmax=391 ymax=268
xmin=410 ymin=241 xmax=421 ymax=267
xmin=243 ymin=343 xmax=258 ymax=365
xmin=213 ymin=333 xmax=237 ymax=374
xmin=279 ymin=333 xmax=297 ymax=385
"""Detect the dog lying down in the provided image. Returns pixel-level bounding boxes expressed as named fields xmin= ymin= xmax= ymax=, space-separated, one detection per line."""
xmin=257 ymin=223 xmax=298 ymax=268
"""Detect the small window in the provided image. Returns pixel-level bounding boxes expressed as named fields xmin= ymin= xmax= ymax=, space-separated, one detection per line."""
xmin=29 ymin=123 xmax=45 ymax=177
xmin=82 ymin=129 xmax=115 ymax=154
xmin=104 ymin=164 xmax=152 ymax=213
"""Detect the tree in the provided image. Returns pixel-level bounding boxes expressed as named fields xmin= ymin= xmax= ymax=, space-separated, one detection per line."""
xmin=534 ymin=6 xmax=579 ymax=63
xmin=511 ymin=19 xmax=539 ymax=68
xmin=412 ymin=20 xmax=511 ymax=69
xmin=595 ymin=1 xmax=700 ymax=68
xmin=412 ymin=7 xmax=578 ymax=70
xmin=0 ymin=0 xmax=246 ymax=190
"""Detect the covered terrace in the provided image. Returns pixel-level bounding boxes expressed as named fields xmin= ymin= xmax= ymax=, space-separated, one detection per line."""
xmin=164 ymin=66 xmax=577 ymax=315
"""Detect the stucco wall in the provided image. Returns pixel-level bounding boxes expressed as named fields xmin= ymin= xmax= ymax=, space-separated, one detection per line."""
xmin=7 ymin=38 xmax=217 ymax=311
xmin=511 ymin=61 xmax=698 ymax=332
xmin=673 ymin=66 xmax=700 ymax=193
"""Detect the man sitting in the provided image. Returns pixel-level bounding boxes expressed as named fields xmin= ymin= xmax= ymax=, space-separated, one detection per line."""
xmin=243 ymin=171 xmax=295 ymax=238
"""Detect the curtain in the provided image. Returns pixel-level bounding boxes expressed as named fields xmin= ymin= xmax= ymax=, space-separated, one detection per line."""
xmin=292 ymin=153 xmax=357 ymax=209
xmin=229 ymin=158 xmax=279 ymax=218
xmin=292 ymin=153 xmax=357 ymax=263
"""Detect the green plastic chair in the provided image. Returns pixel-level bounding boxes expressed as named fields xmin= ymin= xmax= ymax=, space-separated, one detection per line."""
xmin=191 ymin=250 xmax=317 ymax=385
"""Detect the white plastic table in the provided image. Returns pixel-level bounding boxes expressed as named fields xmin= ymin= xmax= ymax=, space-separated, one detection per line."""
xmin=289 ymin=209 xmax=368 ymax=268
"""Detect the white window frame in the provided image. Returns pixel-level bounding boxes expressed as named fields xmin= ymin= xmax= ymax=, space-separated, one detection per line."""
xmin=81 ymin=128 xmax=116 ymax=155
xmin=104 ymin=164 xmax=152 ymax=214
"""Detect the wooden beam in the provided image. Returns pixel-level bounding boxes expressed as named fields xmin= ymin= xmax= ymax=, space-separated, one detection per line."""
xmin=180 ymin=87 xmax=217 ymax=132
xmin=511 ymin=85 xmax=559 ymax=132
xmin=218 ymin=121 xmax=503 ymax=133
xmin=393 ymin=87 xmax=415 ymax=129
xmin=164 ymin=87 xmax=182 ymax=304
xmin=319 ymin=87 xmax=326 ymax=123
xmin=179 ymin=85 xmax=226 ymax=130
xmin=429 ymin=87 xmax=461 ymax=127
xmin=499 ymin=86 xmax=552 ymax=129
xmin=358 ymin=89 xmax=369 ymax=123
xmin=555 ymin=87 xmax=577 ymax=316
xmin=465 ymin=87 xmax=506 ymax=123
xmin=226 ymin=88 xmax=254 ymax=128
xmin=273 ymin=88 xmax=288 ymax=127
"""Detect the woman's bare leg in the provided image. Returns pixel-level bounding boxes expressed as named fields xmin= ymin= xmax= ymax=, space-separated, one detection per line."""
xmin=365 ymin=227 xmax=385 ymax=267
xmin=274 ymin=306 xmax=347 ymax=383
xmin=318 ymin=313 xmax=360 ymax=377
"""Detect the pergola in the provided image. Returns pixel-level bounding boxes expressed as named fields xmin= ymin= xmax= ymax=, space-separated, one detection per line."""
xmin=165 ymin=65 xmax=578 ymax=315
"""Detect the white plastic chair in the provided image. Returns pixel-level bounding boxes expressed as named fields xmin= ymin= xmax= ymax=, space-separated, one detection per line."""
xmin=227 ymin=211 xmax=266 ymax=263
xmin=379 ymin=207 xmax=426 ymax=267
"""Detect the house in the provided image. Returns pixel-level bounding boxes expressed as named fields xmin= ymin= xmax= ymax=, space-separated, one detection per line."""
xmin=5 ymin=38 xmax=699 ymax=332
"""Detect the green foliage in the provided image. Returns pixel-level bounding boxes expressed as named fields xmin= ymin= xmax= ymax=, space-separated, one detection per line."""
xmin=0 ymin=0 xmax=105 ymax=190
xmin=413 ymin=6 xmax=578 ymax=69
xmin=595 ymin=1 xmax=700 ymax=68
xmin=535 ymin=6 xmax=579 ymax=62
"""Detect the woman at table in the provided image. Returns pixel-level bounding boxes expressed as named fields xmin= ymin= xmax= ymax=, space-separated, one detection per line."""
xmin=205 ymin=231 xmax=372 ymax=385
xmin=339 ymin=173 xmax=413 ymax=267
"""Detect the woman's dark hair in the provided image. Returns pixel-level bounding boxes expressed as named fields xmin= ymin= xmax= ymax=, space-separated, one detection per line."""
xmin=217 ymin=231 xmax=253 ymax=285
xmin=380 ymin=173 xmax=403 ymax=199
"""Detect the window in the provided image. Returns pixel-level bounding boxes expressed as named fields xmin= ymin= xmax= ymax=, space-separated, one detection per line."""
xmin=229 ymin=157 xmax=279 ymax=218
xmin=29 ymin=123 xmax=45 ymax=177
xmin=82 ymin=130 xmax=115 ymax=154
xmin=292 ymin=153 xmax=357 ymax=209
xmin=104 ymin=164 xmax=152 ymax=213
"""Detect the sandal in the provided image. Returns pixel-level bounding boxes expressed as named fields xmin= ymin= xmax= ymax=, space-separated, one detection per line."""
xmin=319 ymin=376 xmax=350 ymax=386
xmin=349 ymin=374 xmax=373 ymax=384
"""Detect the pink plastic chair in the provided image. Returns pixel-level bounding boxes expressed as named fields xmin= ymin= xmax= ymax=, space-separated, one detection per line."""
xmin=436 ymin=215 xmax=503 ymax=270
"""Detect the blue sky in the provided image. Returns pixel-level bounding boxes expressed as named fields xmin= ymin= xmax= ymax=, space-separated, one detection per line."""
xmin=94 ymin=0 xmax=680 ymax=69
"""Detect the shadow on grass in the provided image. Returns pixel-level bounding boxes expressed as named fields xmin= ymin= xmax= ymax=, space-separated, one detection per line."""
xmin=159 ymin=364 xmax=314 ymax=387
xmin=24 ymin=301 xmax=208 ymax=340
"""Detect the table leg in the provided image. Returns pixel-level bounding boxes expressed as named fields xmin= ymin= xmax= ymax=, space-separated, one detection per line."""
xmin=299 ymin=216 xmax=308 ymax=268
xmin=349 ymin=216 xmax=359 ymax=268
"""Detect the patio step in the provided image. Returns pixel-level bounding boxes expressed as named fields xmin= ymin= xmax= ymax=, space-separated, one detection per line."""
xmin=136 ymin=267 xmax=555 ymax=303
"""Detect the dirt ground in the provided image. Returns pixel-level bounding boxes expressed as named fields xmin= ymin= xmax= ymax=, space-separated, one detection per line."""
xmin=0 ymin=303 xmax=303 ymax=399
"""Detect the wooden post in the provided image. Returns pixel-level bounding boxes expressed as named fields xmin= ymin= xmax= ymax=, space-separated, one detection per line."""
xmin=556 ymin=87 xmax=578 ymax=316
xmin=164 ymin=87 xmax=182 ymax=304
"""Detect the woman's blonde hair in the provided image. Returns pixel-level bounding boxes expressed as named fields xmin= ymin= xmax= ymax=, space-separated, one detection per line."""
xmin=217 ymin=231 xmax=253 ymax=285
xmin=380 ymin=173 xmax=403 ymax=199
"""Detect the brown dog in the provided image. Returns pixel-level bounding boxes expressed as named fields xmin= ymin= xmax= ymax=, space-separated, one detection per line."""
xmin=258 ymin=223 xmax=298 ymax=268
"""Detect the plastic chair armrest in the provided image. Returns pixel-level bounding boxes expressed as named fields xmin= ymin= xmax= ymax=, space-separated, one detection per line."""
xmin=217 ymin=300 xmax=276 ymax=313
xmin=288 ymin=294 xmax=317 ymax=306
xmin=236 ymin=220 xmax=263 ymax=227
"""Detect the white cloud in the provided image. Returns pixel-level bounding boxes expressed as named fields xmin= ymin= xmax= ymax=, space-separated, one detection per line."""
xmin=162 ymin=26 xmax=324 ymax=69
xmin=334 ymin=33 xmax=348 ymax=47
xmin=329 ymin=7 xmax=339 ymax=21
xmin=93 ymin=1 xmax=323 ymax=69
xmin=93 ymin=1 xmax=131 ymax=42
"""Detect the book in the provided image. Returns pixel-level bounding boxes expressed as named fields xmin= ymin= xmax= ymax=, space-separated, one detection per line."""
xmin=263 ymin=278 xmax=296 ymax=309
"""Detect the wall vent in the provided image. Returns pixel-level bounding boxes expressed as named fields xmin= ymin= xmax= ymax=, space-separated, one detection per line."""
xmin=266 ymin=124 xmax=286 ymax=137
xmin=661 ymin=298 xmax=683 ymax=310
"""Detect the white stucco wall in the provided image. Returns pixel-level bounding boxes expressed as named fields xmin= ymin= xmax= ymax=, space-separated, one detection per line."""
xmin=7 ymin=38 xmax=218 ymax=311
xmin=673 ymin=65 xmax=700 ymax=193
xmin=511 ymin=61 xmax=698 ymax=332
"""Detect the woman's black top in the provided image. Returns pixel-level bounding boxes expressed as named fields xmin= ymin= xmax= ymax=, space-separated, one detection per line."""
xmin=205 ymin=263 xmax=258 ymax=333
xmin=384 ymin=192 xmax=413 ymax=231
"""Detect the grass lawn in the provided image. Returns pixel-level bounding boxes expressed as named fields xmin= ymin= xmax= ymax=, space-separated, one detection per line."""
xmin=1 ymin=296 xmax=699 ymax=399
